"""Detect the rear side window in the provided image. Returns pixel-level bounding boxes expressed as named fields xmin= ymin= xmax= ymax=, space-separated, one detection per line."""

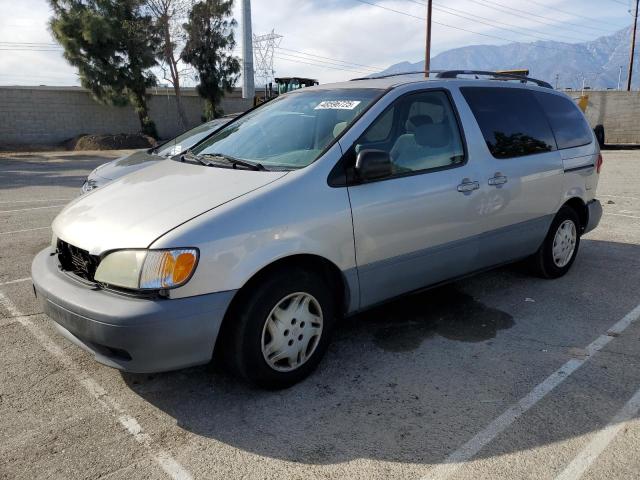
xmin=534 ymin=92 xmax=593 ymax=149
xmin=460 ymin=87 xmax=556 ymax=159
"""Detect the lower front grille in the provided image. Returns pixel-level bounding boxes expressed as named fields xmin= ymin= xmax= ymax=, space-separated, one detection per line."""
xmin=57 ymin=239 xmax=100 ymax=282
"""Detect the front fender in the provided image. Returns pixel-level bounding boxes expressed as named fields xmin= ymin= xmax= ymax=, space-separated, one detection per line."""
xmin=151 ymin=163 xmax=357 ymax=303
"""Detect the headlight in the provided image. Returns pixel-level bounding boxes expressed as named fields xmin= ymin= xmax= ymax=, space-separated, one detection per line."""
xmin=94 ymin=248 xmax=198 ymax=290
xmin=82 ymin=179 xmax=99 ymax=193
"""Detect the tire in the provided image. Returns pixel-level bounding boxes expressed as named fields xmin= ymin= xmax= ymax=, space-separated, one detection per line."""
xmin=594 ymin=124 xmax=605 ymax=148
xmin=531 ymin=206 xmax=581 ymax=279
xmin=223 ymin=266 xmax=336 ymax=389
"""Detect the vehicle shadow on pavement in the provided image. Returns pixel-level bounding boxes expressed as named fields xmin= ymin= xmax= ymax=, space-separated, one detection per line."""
xmin=0 ymin=154 xmax=114 ymax=190
xmin=122 ymin=239 xmax=640 ymax=466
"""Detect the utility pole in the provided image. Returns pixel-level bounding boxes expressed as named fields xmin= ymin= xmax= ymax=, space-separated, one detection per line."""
xmin=627 ymin=0 xmax=639 ymax=91
xmin=618 ymin=65 xmax=623 ymax=90
xmin=241 ymin=0 xmax=255 ymax=100
xmin=425 ymin=0 xmax=432 ymax=77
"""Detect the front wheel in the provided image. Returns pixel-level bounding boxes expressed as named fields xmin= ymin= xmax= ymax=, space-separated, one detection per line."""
xmin=223 ymin=267 xmax=336 ymax=389
xmin=531 ymin=206 xmax=581 ymax=279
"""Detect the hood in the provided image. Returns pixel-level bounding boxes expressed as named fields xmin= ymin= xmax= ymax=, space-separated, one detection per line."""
xmin=54 ymin=159 xmax=287 ymax=255
xmin=91 ymin=150 xmax=161 ymax=182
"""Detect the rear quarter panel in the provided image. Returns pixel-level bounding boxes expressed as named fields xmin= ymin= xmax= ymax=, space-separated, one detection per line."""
xmin=560 ymin=140 xmax=600 ymax=205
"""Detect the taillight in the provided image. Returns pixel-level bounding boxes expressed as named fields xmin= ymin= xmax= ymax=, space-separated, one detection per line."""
xmin=596 ymin=153 xmax=603 ymax=174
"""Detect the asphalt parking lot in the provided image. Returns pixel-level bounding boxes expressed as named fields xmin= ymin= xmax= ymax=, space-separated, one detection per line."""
xmin=1 ymin=149 xmax=640 ymax=480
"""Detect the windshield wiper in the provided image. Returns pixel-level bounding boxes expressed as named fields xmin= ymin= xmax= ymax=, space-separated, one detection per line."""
xmin=203 ymin=153 xmax=266 ymax=171
xmin=181 ymin=150 xmax=215 ymax=167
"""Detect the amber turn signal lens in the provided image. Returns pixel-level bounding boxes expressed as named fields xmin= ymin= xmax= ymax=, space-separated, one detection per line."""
xmin=139 ymin=248 xmax=199 ymax=289
xmin=173 ymin=252 xmax=197 ymax=285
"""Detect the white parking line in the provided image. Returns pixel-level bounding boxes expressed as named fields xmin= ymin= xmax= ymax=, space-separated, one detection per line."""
xmin=0 ymin=277 xmax=32 ymax=286
xmin=0 ymin=290 xmax=193 ymax=480
xmin=0 ymin=198 xmax=73 ymax=204
xmin=421 ymin=302 xmax=640 ymax=480
xmin=600 ymin=194 xmax=640 ymax=201
xmin=0 ymin=205 xmax=66 ymax=214
xmin=0 ymin=226 xmax=50 ymax=236
xmin=555 ymin=385 xmax=640 ymax=480
xmin=605 ymin=213 xmax=640 ymax=220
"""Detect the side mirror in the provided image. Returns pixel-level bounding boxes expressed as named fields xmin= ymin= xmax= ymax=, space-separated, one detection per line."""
xmin=355 ymin=149 xmax=393 ymax=182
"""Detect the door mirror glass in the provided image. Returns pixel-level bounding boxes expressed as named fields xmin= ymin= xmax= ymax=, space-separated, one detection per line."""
xmin=355 ymin=149 xmax=393 ymax=181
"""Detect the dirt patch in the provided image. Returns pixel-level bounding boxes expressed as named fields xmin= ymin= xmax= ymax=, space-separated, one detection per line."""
xmin=64 ymin=133 xmax=156 ymax=151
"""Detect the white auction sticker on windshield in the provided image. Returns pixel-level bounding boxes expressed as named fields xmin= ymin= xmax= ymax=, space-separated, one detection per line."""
xmin=314 ymin=100 xmax=361 ymax=110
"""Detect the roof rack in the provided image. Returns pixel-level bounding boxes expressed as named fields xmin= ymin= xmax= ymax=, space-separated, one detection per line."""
xmin=436 ymin=70 xmax=553 ymax=88
xmin=350 ymin=69 xmax=553 ymax=89
xmin=350 ymin=70 xmax=443 ymax=81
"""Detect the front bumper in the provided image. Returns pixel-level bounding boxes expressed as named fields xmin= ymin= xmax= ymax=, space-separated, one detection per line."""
xmin=584 ymin=199 xmax=603 ymax=235
xmin=31 ymin=248 xmax=236 ymax=373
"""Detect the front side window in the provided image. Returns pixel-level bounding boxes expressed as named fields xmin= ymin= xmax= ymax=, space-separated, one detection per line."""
xmin=534 ymin=92 xmax=593 ymax=150
xmin=460 ymin=87 xmax=556 ymax=159
xmin=354 ymin=90 xmax=465 ymax=177
xmin=192 ymin=88 xmax=382 ymax=170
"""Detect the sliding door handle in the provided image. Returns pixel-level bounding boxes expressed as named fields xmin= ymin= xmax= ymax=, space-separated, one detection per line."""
xmin=457 ymin=179 xmax=480 ymax=193
xmin=488 ymin=173 xmax=508 ymax=187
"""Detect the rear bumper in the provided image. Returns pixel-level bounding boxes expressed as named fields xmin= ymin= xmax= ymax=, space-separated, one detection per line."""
xmin=31 ymin=248 xmax=235 ymax=373
xmin=584 ymin=199 xmax=602 ymax=235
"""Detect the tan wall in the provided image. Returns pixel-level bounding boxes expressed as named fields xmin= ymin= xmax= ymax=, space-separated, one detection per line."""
xmin=571 ymin=90 xmax=640 ymax=145
xmin=1 ymin=86 xmax=638 ymax=146
xmin=0 ymin=86 xmax=257 ymax=146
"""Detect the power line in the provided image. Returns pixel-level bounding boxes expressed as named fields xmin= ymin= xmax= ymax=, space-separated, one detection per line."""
xmin=274 ymin=49 xmax=380 ymax=72
xmin=425 ymin=2 xmax=593 ymax=43
xmin=464 ymin=0 xmax=614 ymax=34
xmin=0 ymin=48 xmax=62 ymax=51
xmin=525 ymin=0 xmax=625 ymax=28
xmin=275 ymin=51 xmax=375 ymax=73
xmin=406 ymin=0 xmax=596 ymax=41
xmin=352 ymin=0 xmax=561 ymax=50
xmin=274 ymin=54 xmax=374 ymax=74
xmin=0 ymin=41 xmax=62 ymax=52
xmin=277 ymin=46 xmax=386 ymax=70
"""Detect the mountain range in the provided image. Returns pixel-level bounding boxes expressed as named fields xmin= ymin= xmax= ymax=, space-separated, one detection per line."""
xmin=376 ymin=27 xmax=639 ymax=90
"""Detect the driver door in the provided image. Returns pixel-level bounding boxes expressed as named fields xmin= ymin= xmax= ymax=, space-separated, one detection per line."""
xmin=344 ymin=89 xmax=485 ymax=308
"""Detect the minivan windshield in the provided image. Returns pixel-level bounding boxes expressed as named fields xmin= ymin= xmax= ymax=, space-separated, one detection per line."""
xmin=156 ymin=118 xmax=231 ymax=157
xmin=190 ymin=88 xmax=383 ymax=170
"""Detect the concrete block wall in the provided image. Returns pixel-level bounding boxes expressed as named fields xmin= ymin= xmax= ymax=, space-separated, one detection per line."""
xmin=575 ymin=90 xmax=640 ymax=145
xmin=1 ymin=86 xmax=638 ymax=146
xmin=0 ymin=86 xmax=256 ymax=146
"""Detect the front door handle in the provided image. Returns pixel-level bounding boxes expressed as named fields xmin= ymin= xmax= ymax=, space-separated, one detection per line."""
xmin=488 ymin=173 xmax=508 ymax=187
xmin=457 ymin=179 xmax=480 ymax=193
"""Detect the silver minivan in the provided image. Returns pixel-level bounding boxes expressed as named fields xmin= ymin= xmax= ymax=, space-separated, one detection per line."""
xmin=32 ymin=71 xmax=603 ymax=389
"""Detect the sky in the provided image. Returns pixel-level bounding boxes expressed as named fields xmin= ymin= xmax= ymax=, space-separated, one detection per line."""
xmin=0 ymin=0 xmax=636 ymax=87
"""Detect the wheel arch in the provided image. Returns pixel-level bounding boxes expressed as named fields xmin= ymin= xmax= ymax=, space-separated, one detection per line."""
xmin=214 ymin=254 xmax=352 ymax=354
xmin=562 ymin=197 xmax=588 ymax=232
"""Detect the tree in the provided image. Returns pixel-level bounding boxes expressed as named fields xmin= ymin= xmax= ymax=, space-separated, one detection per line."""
xmin=49 ymin=0 xmax=160 ymax=137
xmin=181 ymin=0 xmax=240 ymax=120
xmin=146 ymin=0 xmax=193 ymax=130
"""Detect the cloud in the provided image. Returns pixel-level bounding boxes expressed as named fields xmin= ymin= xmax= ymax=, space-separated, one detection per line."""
xmin=0 ymin=0 xmax=78 ymax=85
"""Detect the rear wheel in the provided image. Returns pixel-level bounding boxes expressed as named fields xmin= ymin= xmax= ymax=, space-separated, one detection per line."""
xmin=223 ymin=267 xmax=336 ymax=389
xmin=531 ymin=206 xmax=581 ymax=278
